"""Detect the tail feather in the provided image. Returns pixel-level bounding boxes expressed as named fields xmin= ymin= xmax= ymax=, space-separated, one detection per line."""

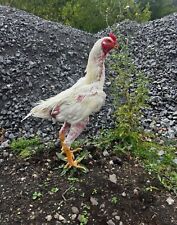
xmin=31 ymin=104 xmax=52 ymax=118
xmin=21 ymin=113 xmax=32 ymax=122
xmin=22 ymin=90 xmax=66 ymax=122
xmin=22 ymin=103 xmax=52 ymax=122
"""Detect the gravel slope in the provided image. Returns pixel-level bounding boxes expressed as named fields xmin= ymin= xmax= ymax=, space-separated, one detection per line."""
xmin=120 ymin=16 xmax=177 ymax=139
xmin=0 ymin=6 xmax=177 ymax=144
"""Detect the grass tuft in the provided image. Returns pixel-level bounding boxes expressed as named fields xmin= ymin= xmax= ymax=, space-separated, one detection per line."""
xmin=10 ymin=137 xmax=44 ymax=158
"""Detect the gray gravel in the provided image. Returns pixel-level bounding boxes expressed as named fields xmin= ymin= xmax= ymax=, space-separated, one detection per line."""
xmin=0 ymin=5 xmax=177 ymax=144
xmin=115 ymin=16 xmax=177 ymax=138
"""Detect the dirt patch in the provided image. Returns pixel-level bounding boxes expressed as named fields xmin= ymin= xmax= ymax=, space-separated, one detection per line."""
xmin=0 ymin=146 xmax=176 ymax=225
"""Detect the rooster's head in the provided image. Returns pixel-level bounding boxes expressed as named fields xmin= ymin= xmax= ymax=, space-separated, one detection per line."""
xmin=101 ymin=33 xmax=118 ymax=54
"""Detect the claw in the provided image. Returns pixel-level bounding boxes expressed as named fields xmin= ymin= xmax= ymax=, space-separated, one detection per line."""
xmin=58 ymin=142 xmax=87 ymax=171
xmin=61 ymin=147 xmax=82 ymax=157
xmin=64 ymin=160 xmax=87 ymax=171
xmin=64 ymin=160 xmax=79 ymax=168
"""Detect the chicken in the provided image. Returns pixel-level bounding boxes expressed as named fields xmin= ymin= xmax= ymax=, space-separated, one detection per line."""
xmin=23 ymin=33 xmax=118 ymax=169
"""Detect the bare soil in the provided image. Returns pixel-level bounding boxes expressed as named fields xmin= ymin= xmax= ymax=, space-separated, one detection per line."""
xmin=0 ymin=145 xmax=176 ymax=225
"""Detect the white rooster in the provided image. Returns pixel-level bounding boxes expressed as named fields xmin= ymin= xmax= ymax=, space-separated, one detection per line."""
xmin=23 ymin=33 xmax=118 ymax=168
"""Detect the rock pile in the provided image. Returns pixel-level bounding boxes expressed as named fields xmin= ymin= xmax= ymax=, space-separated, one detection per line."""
xmin=0 ymin=6 xmax=177 ymax=143
xmin=116 ymin=15 xmax=177 ymax=138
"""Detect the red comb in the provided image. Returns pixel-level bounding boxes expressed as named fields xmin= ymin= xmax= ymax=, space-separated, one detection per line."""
xmin=109 ymin=33 xmax=117 ymax=42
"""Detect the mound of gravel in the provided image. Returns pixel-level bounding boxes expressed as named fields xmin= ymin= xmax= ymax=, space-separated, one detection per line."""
xmin=115 ymin=16 xmax=177 ymax=138
xmin=0 ymin=6 xmax=177 ymax=144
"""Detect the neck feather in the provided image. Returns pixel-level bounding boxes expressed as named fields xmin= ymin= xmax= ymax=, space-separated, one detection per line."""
xmin=85 ymin=48 xmax=106 ymax=86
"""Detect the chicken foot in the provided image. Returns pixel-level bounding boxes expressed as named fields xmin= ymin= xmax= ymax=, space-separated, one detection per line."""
xmin=61 ymin=142 xmax=85 ymax=169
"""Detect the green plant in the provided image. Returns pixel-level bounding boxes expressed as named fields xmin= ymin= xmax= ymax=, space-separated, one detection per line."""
xmin=111 ymin=196 xmax=119 ymax=204
xmin=79 ymin=204 xmax=90 ymax=225
xmin=50 ymin=187 xmax=59 ymax=193
xmin=92 ymin=188 xmax=98 ymax=195
xmin=80 ymin=211 xmax=88 ymax=225
xmin=32 ymin=191 xmax=42 ymax=200
xmin=145 ymin=186 xmax=159 ymax=192
xmin=80 ymin=192 xmax=85 ymax=197
xmin=68 ymin=177 xmax=79 ymax=183
xmin=110 ymin=36 xmax=149 ymax=146
xmin=138 ymin=0 xmax=177 ymax=20
xmin=136 ymin=140 xmax=177 ymax=192
xmin=10 ymin=137 xmax=43 ymax=158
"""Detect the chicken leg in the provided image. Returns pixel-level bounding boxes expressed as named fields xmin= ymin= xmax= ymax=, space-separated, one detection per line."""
xmin=59 ymin=118 xmax=89 ymax=168
xmin=59 ymin=122 xmax=70 ymax=147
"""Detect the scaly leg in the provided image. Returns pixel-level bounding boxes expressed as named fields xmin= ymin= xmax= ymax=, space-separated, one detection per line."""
xmin=57 ymin=122 xmax=76 ymax=166
xmin=59 ymin=122 xmax=81 ymax=156
xmin=63 ymin=118 xmax=89 ymax=168
xmin=59 ymin=122 xmax=70 ymax=153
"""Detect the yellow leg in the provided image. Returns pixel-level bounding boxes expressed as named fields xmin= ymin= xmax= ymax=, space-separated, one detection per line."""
xmin=61 ymin=142 xmax=85 ymax=169
xmin=59 ymin=132 xmax=65 ymax=145
xmin=59 ymin=132 xmax=81 ymax=155
xmin=58 ymin=124 xmax=85 ymax=169
xmin=59 ymin=133 xmax=66 ymax=154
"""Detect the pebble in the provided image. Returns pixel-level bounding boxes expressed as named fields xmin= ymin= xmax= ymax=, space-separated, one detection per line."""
xmin=173 ymin=158 xmax=177 ymax=164
xmin=77 ymin=214 xmax=83 ymax=222
xmin=0 ymin=140 xmax=9 ymax=148
xmin=133 ymin=188 xmax=139 ymax=195
xmin=115 ymin=216 xmax=121 ymax=221
xmin=45 ymin=215 xmax=52 ymax=222
xmin=109 ymin=160 xmax=114 ymax=165
xmin=9 ymin=153 xmax=13 ymax=158
xmin=107 ymin=219 xmax=116 ymax=225
xmin=56 ymin=222 xmax=62 ymax=225
xmin=9 ymin=133 xmax=15 ymax=139
xmin=100 ymin=203 xmax=105 ymax=208
xmin=109 ymin=174 xmax=117 ymax=184
xmin=103 ymin=150 xmax=109 ymax=157
xmin=90 ymin=197 xmax=99 ymax=206
xmin=54 ymin=213 xmax=60 ymax=220
xmin=71 ymin=206 xmax=79 ymax=214
xmin=166 ymin=196 xmax=175 ymax=205
xmin=3 ymin=151 xmax=9 ymax=158
xmin=58 ymin=215 xmax=65 ymax=221
xmin=158 ymin=150 xmax=165 ymax=156
xmin=71 ymin=214 xmax=77 ymax=220
xmin=121 ymin=192 xmax=127 ymax=197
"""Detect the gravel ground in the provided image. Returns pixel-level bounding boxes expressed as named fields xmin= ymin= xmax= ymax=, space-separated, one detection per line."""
xmin=0 ymin=6 xmax=177 ymax=145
